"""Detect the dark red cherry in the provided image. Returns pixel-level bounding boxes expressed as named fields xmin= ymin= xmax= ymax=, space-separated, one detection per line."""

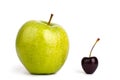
xmin=81 ymin=38 xmax=100 ymax=74
xmin=81 ymin=57 xmax=98 ymax=74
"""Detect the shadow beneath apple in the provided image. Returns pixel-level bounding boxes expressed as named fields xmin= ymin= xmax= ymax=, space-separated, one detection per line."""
xmin=13 ymin=65 xmax=30 ymax=75
xmin=30 ymin=72 xmax=56 ymax=76
xmin=13 ymin=65 xmax=56 ymax=76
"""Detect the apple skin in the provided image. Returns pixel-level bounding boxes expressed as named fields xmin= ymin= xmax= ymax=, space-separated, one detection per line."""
xmin=16 ymin=20 xmax=69 ymax=74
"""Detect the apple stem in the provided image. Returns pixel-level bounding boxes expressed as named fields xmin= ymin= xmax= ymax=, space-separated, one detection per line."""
xmin=48 ymin=14 xmax=53 ymax=25
xmin=89 ymin=38 xmax=100 ymax=57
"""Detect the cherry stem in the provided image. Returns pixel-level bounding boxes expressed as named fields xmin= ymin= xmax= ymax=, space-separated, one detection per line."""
xmin=48 ymin=14 xmax=53 ymax=25
xmin=89 ymin=38 xmax=100 ymax=57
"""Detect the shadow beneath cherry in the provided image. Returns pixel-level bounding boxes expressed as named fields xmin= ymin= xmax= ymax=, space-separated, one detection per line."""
xmin=76 ymin=69 xmax=85 ymax=74
xmin=75 ymin=69 xmax=93 ymax=75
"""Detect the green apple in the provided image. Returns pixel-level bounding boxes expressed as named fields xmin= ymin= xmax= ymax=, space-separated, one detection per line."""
xmin=16 ymin=14 xmax=69 ymax=74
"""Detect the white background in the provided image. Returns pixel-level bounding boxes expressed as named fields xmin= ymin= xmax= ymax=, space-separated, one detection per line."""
xmin=0 ymin=0 xmax=120 ymax=80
